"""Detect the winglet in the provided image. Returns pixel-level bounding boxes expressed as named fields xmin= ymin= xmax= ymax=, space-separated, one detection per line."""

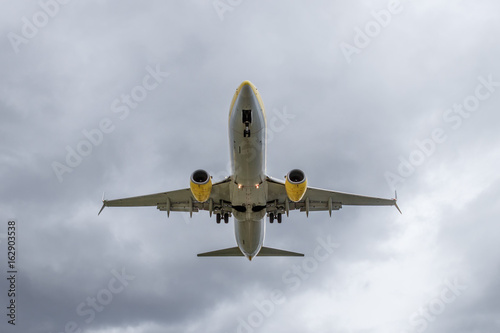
xmin=98 ymin=202 xmax=106 ymax=216
xmin=98 ymin=192 xmax=106 ymax=216
xmin=394 ymin=201 xmax=402 ymax=214
xmin=393 ymin=191 xmax=402 ymax=214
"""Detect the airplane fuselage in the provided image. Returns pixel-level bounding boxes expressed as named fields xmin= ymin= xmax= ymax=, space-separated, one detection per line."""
xmin=228 ymin=81 xmax=268 ymax=260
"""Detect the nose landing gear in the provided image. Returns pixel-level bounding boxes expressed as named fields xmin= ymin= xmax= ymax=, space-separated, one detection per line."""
xmin=242 ymin=109 xmax=251 ymax=137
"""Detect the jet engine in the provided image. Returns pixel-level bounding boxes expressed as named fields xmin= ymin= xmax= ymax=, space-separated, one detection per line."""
xmin=285 ymin=169 xmax=307 ymax=202
xmin=190 ymin=169 xmax=212 ymax=203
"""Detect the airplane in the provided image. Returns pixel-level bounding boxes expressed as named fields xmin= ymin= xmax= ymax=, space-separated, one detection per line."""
xmin=99 ymin=80 xmax=401 ymax=260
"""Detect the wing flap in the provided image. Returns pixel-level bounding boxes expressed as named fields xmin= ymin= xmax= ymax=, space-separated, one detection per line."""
xmin=305 ymin=186 xmax=396 ymax=206
xmin=104 ymin=189 xmax=190 ymax=207
xmin=266 ymin=176 xmax=398 ymax=214
xmin=99 ymin=178 xmax=231 ymax=215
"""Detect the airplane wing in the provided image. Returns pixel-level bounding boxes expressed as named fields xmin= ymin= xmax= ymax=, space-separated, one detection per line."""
xmin=98 ymin=178 xmax=231 ymax=216
xmin=266 ymin=176 xmax=401 ymax=216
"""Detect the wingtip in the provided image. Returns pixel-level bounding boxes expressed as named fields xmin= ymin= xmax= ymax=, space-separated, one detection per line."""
xmin=393 ymin=191 xmax=402 ymax=214
xmin=98 ymin=201 xmax=106 ymax=216
xmin=98 ymin=192 xmax=107 ymax=216
xmin=395 ymin=201 xmax=402 ymax=214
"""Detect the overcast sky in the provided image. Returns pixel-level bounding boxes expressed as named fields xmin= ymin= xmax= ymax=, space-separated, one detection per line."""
xmin=1 ymin=1 xmax=500 ymax=332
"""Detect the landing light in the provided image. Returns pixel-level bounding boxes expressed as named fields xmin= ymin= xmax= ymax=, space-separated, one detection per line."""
xmin=238 ymin=184 xmax=243 ymax=189
xmin=255 ymin=184 xmax=259 ymax=189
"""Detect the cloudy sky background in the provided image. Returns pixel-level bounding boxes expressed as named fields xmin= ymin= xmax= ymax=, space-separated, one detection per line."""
xmin=1 ymin=1 xmax=500 ymax=332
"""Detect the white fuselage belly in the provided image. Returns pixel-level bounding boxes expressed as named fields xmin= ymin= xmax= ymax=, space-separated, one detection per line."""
xmin=228 ymin=83 xmax=267 ymax=259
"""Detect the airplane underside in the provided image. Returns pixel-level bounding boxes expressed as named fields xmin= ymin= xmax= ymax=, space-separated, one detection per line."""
xmin=99 ymin=80 xmax=400 ymax=260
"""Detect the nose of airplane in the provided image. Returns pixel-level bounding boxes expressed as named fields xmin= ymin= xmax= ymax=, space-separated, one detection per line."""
xmin=238 ymin=81 xmax=254 ymax=98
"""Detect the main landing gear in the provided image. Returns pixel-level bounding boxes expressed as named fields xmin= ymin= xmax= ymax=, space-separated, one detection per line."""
xmin=269 ymin=213 xmax=282 ymax=224
xmin=216 ymin=213 xmax=229 ymax=224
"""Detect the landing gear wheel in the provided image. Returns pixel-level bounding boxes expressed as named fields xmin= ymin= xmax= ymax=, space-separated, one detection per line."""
xmin=224 ymin=213 xmax=229 ymax=223
xmin=277 ymin=213 xmax=282 ymax=223
xmin=216 ymin=213 xmax=221 ymax=224
xmin=269 ymin=213 xmax=274 ymax=223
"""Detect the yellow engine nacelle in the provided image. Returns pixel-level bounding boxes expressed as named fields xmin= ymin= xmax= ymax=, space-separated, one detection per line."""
xmin=285 ymin=169 xmax=307 ymax=202
xmin=190 ymin=169 xmax=212 ymax=203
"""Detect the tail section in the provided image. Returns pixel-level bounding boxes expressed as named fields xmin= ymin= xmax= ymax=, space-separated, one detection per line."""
xmin=197 ymin=246 xmax=303 ymax=257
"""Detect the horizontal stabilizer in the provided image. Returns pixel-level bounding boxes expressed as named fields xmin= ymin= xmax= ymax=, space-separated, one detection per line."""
xmin=197 ymin=246 xmax=304 ymax=257
xmin=258 ymin=247 xmax=304 ymax=257
xmin=197 ymin=247 xmax=244 ymax=257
